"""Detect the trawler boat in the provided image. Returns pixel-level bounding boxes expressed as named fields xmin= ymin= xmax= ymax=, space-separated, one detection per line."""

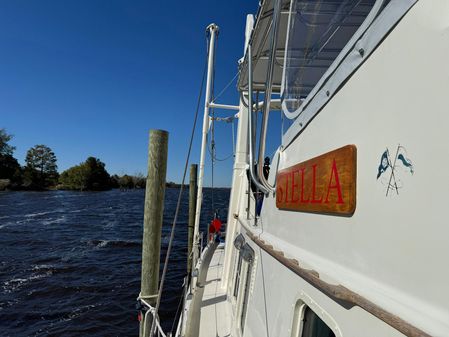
xmin=171 ymin=0 xmax=449 ymax=336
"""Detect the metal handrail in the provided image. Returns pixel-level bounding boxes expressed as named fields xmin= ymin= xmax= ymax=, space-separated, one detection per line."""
xmin=257 ymin=0 xmax=281 ymax=193
xmin=246 ymin=0 xmax=281 ymax=194
xmin=247 ymin=43 xmax=270 ymax=195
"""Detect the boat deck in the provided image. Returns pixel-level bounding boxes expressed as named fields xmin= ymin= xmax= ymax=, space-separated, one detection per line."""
xmin=198 ymin=245 xmax=232 ymax=337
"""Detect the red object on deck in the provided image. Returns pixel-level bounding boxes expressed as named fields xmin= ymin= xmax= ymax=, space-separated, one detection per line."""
xmin=208 ymin=218 xmax=222 ymax=241
xmin=212 ymin=218 xmax=222 ymax=232
xmin=209 ymin=224 xmax=216 ymax=235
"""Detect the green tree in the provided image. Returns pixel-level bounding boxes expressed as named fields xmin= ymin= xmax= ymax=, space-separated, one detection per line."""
xmin=110 ymin=174 xmax=120 ymax=188
xmin=25 ymin=144 xmax=58 ymax=188
xmin=0 ymin=155 xmax=22 ymax=183
xmin=119 ymin=174 xmax=134 ymax=189
xmin=0 ymin=128 xmax=15 ymax=156
xmin=133 ymin=172 xmax=146 ymax=188
xmin=84 ymin=157 xmax=111 ymax=190
xmin=0 ymin=129 xmax=22 ymax=186
xmin=59 ymin=157 xmax=111 ymax=191
xmin=59 ymin=164 xmax=89 ymax=190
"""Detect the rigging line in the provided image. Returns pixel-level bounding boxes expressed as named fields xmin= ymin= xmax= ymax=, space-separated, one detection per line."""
xmin=212 ymin=71 xmax=239 ymax=103
xmin=214 ymin=153 xmax=235 ymax=162
xmin=207 ymin=116 xmax=236 ymax=161
xmin=207 ymin=125 xmax=234 ymax=162
xmin=170 ymin=280 xmax=186 ymax=334
xmin=149 ymin=36 xmax=209 ymax=337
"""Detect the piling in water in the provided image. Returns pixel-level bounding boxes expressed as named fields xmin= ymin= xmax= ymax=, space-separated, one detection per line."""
xmin=139 ymin=129 xmax=168 ymax=337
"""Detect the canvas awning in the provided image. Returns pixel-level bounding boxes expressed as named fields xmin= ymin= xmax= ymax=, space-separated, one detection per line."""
xmin=238 ymin=0 xmax=377 ymax=97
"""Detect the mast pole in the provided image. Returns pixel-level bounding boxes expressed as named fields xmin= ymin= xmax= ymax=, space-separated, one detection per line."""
xmin=192 ymin=23 xmax=219 ymax=276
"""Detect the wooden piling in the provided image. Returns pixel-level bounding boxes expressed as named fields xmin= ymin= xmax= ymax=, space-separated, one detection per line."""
xmin=188 ymin=164 xmax=198 ymax=276
xmin=139 ymin=129 xmax=168 ymax=337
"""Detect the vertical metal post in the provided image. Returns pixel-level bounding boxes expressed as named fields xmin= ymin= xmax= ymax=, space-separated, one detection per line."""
xmin=188 ymin=164 xmax=198 ymax=276
xmin=139 ymin=129 xmax=168 ymax=337
xmin=192 ymin=23 xmax=219 ymax=274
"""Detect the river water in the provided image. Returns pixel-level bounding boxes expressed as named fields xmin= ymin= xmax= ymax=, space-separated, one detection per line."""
xmin=0 ymin=188 xmax=230 ymax=336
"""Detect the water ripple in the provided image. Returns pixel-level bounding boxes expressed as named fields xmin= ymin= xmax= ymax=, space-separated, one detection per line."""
xmin=0 ymin=188 xmax=229 ymax=336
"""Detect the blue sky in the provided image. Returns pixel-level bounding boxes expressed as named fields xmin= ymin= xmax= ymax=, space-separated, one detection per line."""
xmin=0 ymin=1 xmax=284 ymax=187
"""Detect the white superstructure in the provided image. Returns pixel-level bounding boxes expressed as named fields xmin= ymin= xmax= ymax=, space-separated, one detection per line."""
xmin=178 ymin=1 xmax=449 ymax=336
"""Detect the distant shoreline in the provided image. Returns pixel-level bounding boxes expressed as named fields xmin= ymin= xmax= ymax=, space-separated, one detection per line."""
xmin=0 ymin=183 xmax=231 ymax=192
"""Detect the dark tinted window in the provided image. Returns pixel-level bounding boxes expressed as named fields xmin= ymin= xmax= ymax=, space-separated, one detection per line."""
xmin=302 ymin=306 xmax=335 ymax=337
xmin=233 ymin=253 xmax=243 ymax=298
xmin=240 ymin=263 xmax=252 ymax=333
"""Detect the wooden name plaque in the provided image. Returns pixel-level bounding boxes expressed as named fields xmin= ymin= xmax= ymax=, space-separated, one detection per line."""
xmin=276 ymin=145 xmax=356 ymax=215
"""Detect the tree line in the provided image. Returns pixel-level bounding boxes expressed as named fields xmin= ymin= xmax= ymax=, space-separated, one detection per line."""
xmin=0 ymin=128 xmax=149 ymax=191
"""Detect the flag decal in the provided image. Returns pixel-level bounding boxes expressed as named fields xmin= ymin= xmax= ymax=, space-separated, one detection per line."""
xmin=397 ymin=149 xmax=414 ymax=174
xmin=377 ymin=145 xmax=414 ymax=196
xmin=377 ymin=150 xmax=390 ymax=179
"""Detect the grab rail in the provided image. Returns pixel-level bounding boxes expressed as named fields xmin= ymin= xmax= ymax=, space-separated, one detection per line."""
xmin=247 ymin=0 xmax=282 ymax=194
xmin=246 ymin=230 xmax=431 ymax=337
xmin=247 ymin=43 xmax=270 ymax=195
xmin=258 ymin=0 xmax=281 ymax=193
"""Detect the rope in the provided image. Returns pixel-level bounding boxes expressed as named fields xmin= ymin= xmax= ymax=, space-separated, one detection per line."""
xmin=137 ymin=294 xmax=167 ymax=337
xmin=212 ymin=71 xmax=239 ymax=103
xmin=148 ymin=35 xmax=209 ymax=337
xmin=170 ymin=277 xmax=187 ymax=334
xmin=207 ymin=115 xmax=236 ymax=162
xmin=211 ymin=151 xmax=234 ymax=162
xmin=139 ymin=294 xmax=158 ymax=300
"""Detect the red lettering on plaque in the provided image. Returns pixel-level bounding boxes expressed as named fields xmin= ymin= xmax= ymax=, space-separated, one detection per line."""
xmin=299 ymin=167 xmax=309 ymax=204
xmin=325 ymin=159 xmax=344 ymax=204
xmin=311 ymin=164 xmax=323 ymax=204
xmin=275 ymin=145 xmax=356 ymax=215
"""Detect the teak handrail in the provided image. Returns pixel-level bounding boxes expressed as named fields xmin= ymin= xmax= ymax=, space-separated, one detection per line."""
xmin=246 ymin=231 xmax=431 ymax=337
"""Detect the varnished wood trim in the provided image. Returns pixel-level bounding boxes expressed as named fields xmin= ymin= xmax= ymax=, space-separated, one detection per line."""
xmin=276 ymin=145 xmax=357 ymax=216
xmin=246 ymin=231 xmax=431 ymax=337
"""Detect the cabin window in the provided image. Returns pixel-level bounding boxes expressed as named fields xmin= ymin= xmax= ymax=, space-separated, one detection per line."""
xmin=233 ymin=251 xmax=243 ymax=298
xmin=237 ymin=243 xmax=254 ymax=334
xmin=233 ymin=243 xmax=255 ymax=333
xmin=291 ymin=302 xmax=336 ymax=337
xmin=301 ymin=306 xmax=335 ymax=337
xmin=282 ymin=0 xmax=381 ymax=115
xmin=240 ymin=260 xmax=253 ymax=333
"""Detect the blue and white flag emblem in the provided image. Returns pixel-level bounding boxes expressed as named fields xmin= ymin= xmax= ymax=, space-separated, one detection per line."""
xmin=397 ymin=147 xmax=414 ymax=174
xmin=377 ymin=145 xmax=414 ymax=196
xmin=377 ymin=150 xmax=390 ymax=179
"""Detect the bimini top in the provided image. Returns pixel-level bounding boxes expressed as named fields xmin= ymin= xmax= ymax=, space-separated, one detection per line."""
xmin=238 ymin=0 xmax=379 ymax=98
